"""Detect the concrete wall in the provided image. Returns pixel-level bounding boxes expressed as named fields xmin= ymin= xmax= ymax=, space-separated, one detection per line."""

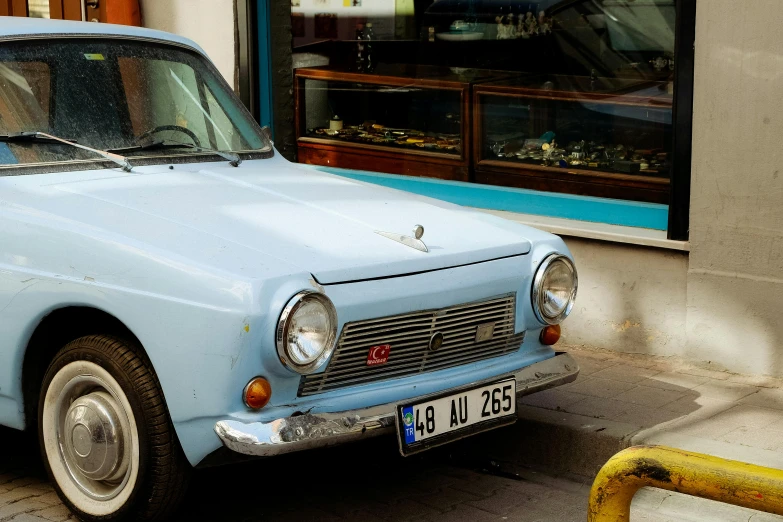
xmin=561 ymin=238 xmax=689 ymax=358
xmin=685 ymin=0 xmax=783 ymax=376
xmin=139 ymin=0 xmax=236 ymax=87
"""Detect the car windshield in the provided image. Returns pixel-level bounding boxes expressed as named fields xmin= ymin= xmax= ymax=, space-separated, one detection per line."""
xmin=0 ymin=38 xmax=269 ymax=167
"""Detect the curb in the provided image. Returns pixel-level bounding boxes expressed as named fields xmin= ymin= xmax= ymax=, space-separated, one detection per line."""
xmin=458 ymin=405 xmax=640 ymax=478
xmin=456 ymin=404 xmax=783 ymax=479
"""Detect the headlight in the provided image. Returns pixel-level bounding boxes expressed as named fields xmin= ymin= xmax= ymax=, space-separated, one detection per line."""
xmin=531 ymin=254 xmax=578 ymax=325
xmin=276 ymin=291 xmax=338 ymax=374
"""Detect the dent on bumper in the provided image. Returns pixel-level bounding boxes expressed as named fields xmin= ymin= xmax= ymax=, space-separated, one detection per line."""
xmin=214 ymin=352 xmax=579 ymax=457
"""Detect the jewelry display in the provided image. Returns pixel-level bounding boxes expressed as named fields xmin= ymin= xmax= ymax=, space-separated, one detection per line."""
xmin=308 ymin=120 xmax=461 ymax=155
xmin=489 ymin=135 xmax=669 ymax=175
xmin=496 ymin=10 xmax=552 ymax=40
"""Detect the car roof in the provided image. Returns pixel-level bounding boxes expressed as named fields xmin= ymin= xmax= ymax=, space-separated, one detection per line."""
xmin=0 ymin=17 xmax=206 ymax=55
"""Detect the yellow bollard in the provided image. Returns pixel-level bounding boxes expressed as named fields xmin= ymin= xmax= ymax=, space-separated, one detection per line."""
xmin=588 ymin=445 xmax=783 ymax=521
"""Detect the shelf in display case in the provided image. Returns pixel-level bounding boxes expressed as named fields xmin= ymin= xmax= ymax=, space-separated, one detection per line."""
xmin=294 ymin=65 xmax=513 ymax=181
xmin=473 ymin=75 xmax=674 ymax=204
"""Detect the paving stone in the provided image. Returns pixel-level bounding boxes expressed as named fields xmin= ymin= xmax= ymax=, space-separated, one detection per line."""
xmin=691 ymin=380 xmax=760 ymax=402
xmin=713 ymin=404 xmax=783 ymax=429
xmin=718 ymin=427 xmax=783 ymax=451
xmin=425 ymin=504 xmax=504 ymax=522
xmin=465 ymin=485 xmax=538 ymax=515
xmin=9 ymin=515 xmax=50 ymax=522
xmin=27 ymin=505 xmax=73 ymax=522
xmin=0 ymin=488 xmax=43 ymax=506
xmin=0 ymin=500 xmax=47 ymax=521
xmin=590 ymin=364 xmax=662 ymax=384
xmin=614 ymin=385 xmax=685 ymax=408
xmin=417 ymin=487 xmax=482 ymax=512
xmin=613 ymin=407 xmax=686 ymax=429
xmin=24 ymin=493 xmax=60 ymax=507
xmin=366 ymin=499 xmax=437 ymax=521
xmin=449 ymin=473 xmax=510 ymax=497
xmin=638 ymin=372 xmax=710 ymax=392
xmin=678 ymin=366 xmax=732 ymax=381
xmin=4 ymin=479 xmax=45 ymax=492
xmin=660 ymin=394 xmax=734 ymax=417
xmin=519 ymin=389 xmax=588 ymax=411
xmin=740 ymin=388 xmax=783 ymax=411
xmin=571 ymin=358 xmax=607 ymax=377
xmin=668 ymin=416 xmax=743 ymax=440
xmin=333 ymin=511 xmax=389 ymax=522
xmin=561 ymin=397 xmax=635 ymax=421
xmin=726 ymin=373 xmax=783 ymax=388
xmin=565 ymin=377 xmax=637 ymax=399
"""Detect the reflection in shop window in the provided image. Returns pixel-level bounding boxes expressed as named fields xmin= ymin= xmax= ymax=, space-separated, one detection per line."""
xmin=28 ymin=0 xmax=50 ymax=18
xmin=291 ymin=0 xmax=683 ymax=205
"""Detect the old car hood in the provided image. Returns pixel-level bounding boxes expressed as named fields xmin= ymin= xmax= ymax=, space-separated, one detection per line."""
xmin=35 ymin=160 xmax=532 ymax=284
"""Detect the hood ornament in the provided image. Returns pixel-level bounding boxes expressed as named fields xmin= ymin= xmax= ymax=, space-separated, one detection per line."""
xmin=375 ymin=224 xmax=428 ymax=253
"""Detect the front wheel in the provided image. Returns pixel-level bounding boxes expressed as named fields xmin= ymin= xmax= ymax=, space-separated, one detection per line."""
xmin=39 ymin=335 xmax=190 ymax=521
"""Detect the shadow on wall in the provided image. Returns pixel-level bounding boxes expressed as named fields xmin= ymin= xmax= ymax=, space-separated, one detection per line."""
xmin=685 ymin=273 xmax=783 ymax=379
xmin=560 ymin=237 xmax=689 ymax=360
xmin=562 ymin=236 xmax=783 ymax=378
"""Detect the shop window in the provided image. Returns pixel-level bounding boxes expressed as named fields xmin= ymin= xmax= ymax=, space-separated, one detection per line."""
xmin=288 ymin=0 xmax=693 ymax=219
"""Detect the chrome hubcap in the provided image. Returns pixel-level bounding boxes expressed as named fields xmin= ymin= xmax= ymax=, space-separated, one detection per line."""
xmin=63 ymin=392 xmax=128 ymax=483
xmin=53 ymin=374 xmax=134 ymax=501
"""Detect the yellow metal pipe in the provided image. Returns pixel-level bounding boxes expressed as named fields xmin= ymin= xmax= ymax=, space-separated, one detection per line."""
xmin=588 ymin=445 xmax=783 ymax=521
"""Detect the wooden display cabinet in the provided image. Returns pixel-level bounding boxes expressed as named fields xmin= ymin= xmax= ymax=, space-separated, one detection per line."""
xmin=295 ymin=65 xmax=506 ymax=182
xmin=473 ymin=76 xmax=673 ymax=204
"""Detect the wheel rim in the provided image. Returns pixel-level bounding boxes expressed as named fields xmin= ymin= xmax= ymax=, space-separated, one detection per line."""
xmin=43 ymin=361 xmax=139 ymax=515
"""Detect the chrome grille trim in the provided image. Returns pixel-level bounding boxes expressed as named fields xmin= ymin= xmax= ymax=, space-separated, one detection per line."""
xmin=298 ymin=294 xmax=524 ymax=396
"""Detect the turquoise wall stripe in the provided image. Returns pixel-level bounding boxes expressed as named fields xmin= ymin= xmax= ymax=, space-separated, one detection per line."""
xmin=313 ymin=166 xmax=669 ymax=231
xmin=256 ymin=0 xmax=274 ymax=131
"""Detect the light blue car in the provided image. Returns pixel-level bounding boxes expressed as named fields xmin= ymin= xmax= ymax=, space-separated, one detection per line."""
xmin=0 ymin=18 xmax=579 ymax=521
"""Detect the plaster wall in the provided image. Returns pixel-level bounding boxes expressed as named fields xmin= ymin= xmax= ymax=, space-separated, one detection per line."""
xmin=139 ymin=0 xmax=236 ymax=87
xmin=686 ymin=0 xmax=783 ymax=376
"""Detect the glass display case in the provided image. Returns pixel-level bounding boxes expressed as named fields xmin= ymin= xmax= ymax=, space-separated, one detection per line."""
xmin=473 ymin=76 xmax=673 ymax=203
xmin=295 ymin=65 xmax=507 ymax=181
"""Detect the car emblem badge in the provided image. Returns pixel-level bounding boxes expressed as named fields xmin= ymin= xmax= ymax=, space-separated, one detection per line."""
xmin=475 ymin=322 xmax=496 ymax=342
xmin=367 ymin=344 xmax=391 ymax=366
xmin=375 ymin=224 xmax=429 ymax=253
xmin=429 ymin=332 xmax=444 ymax=352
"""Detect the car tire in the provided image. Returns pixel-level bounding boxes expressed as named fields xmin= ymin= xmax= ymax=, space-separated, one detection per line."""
xmin=38 ymin=334 xmax=190 ymax=521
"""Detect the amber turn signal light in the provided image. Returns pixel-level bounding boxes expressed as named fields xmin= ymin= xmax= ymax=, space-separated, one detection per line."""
xmin=243 ymin=377 xmax=272 ymax=410
xmin=540 ymin=324 xmax=562 ymax=346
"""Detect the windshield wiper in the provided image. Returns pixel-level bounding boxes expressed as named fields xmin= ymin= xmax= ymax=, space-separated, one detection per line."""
xmin=0 ymin=131 xmax=133 ymax=172
xmin=107 ymin=140 xmax=242 ymax=168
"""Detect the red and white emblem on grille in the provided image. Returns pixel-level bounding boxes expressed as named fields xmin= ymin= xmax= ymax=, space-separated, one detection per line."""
xmin=367 ymin=344 xmax=391 ymax=366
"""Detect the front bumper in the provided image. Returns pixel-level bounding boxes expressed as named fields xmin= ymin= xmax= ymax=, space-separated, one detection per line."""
xmin=214 ymin=352 xmax=579 ymax=457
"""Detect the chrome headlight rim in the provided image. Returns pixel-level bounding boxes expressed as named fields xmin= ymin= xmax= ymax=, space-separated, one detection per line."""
xmin=276 ymin=290 xmax=338 ymax=375
xmin=531 ymin=253 xmax=578 ymax=325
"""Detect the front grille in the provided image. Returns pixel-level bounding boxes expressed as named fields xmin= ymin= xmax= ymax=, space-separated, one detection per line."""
xmin=298 ymin=293 xmax=524 ymax=396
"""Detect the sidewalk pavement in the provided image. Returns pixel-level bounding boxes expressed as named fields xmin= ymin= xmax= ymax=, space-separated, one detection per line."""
xmin=465 ymin=345 xmax=783 ymax=479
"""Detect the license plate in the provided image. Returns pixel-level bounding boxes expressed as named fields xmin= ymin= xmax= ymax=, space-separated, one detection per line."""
xmin=396 ymin=379 xmax=516 ymax=455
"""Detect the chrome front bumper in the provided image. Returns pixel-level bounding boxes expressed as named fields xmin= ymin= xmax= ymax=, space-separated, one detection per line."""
xmin=214 ymin=352 xmax=579 ymax=457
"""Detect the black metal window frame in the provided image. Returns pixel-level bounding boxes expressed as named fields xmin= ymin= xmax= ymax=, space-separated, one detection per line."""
xmin=668 ymin=0 xmax=696 ymax=241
